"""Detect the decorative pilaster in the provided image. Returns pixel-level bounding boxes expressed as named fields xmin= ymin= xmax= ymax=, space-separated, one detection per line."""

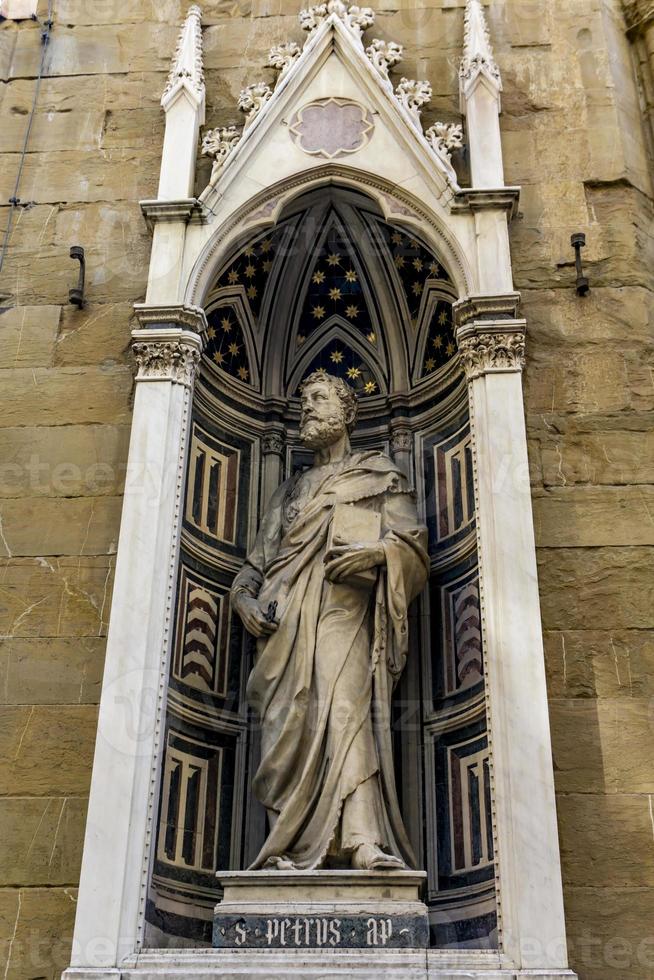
xmin=459 ymin=0 xmax=503 ymax=187
xmin=390 ymin=424 xmax=412 ymax=480
xmin=158 ymin=5 xmax=205 ymax=199
xmin=261 ymin=428 xmax=286 ymax=507
xmin=455 ymin=310 xmax=572 ymax=972
xmin=67 ymin=311 xmax=205 ymax=971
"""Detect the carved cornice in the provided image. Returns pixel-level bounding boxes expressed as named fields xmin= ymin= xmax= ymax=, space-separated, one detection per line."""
xmin=131 ymin=328 xmax=203 ymax=387
xmin=161 ymin=4 xmax=205 ymax=111
xmin=451 ymin=187 xmax=520 ymax=217
xmin=133 ymin=303 xmax=208 ymax=334
xmin=453 ymin=293 xmax=521 ymax=328
xmin=139 ymin=199 xmax=206 ymax=228
xmin=455 ymin=320 xmax=526 ymax=380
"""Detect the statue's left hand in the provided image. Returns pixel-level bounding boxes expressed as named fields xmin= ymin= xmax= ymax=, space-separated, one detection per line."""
xmin=324 ymin=543 xmax=385 ymax=583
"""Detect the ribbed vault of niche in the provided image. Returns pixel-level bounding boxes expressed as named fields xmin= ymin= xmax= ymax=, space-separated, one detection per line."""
xmin=202 ymin=188 xmax=459 ymax=399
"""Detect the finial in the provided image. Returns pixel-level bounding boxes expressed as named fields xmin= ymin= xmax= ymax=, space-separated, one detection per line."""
xmin=162 ymin=4 xmax=205 ymax=110
xmin=459 ymin=0 xmax=501 ymax=100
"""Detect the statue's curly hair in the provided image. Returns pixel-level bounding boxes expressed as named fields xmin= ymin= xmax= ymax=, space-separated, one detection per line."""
xmin=299 ymin=369 xmax=359 ymax=433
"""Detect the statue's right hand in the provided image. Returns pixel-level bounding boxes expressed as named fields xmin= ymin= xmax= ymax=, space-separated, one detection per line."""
xmin=232 ymin=593 xmax=278 ymax=638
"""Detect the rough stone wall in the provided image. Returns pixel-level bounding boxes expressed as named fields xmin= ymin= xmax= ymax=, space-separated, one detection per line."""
xmin=0 ymin=1 xmax=651 ymax=978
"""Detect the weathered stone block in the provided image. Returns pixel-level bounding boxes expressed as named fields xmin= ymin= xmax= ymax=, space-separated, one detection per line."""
xmin=0 ymin=149 xmax=161 ymax=206
xmin=0 ymin=109 xmax=106 ymax=153
xmin=0 ymin=889 xmax=20 ymax=976
xmin=203 ymin=17 xmax=298 ymax=71
xmin=537 ymin=547 xmax=654 ymax=630
xmin=0 ymin=305 xmax=61 ymax=368
xmin=544 ymin=630 xmax=654 ymax=699
xmin=51 ymin=0 xmax=182 ymax=26
xmin=0 ymin=704 xmax=98 ymax=796
xmin=0 ymin=366 xmax=133 ymax=425
xmin=1 ymin=72 xmax=166 ymax=115
xmin=532 ymin=487 xmax=654 ymax=547
xmin=0 ymin=557 xmax=115 ymax=638
xmin=535 ymin=427 xmax=654 ymax=488
xmin=550 ymin=698 xmax=654 ymax=794
xmin=564 ymin=885 xmax=654 ymax=979
xmin=0 ymin=796 xmax=87 ymax=886
xmin=558 ymin=794 xmax=654 ymax=888
xmin=524 ymin=343 xmax=654 ymax=415
xmin=101 ymin=107 xmax=165 ymax=151
xmin=0 ymin=886 xmax=77 ymax=980
xmin=582 ymin=182 xmax=654 ymax=290
xmin=9 ymin=23 xmax=178 ymax=79
xmin=0 ymin=206 xmax=60 ymax=275
xmin=0 ymin=636 xmax=105 ymax=704
xmin=0 ymin=424 xmax=130 ymax=498
xmin=523 ymin=285 xmax=653 ymax=347
xmin=54 ymin=302 xmax=134 ymax=368
xmin=0 ymin=496 xmax=123 ymax=557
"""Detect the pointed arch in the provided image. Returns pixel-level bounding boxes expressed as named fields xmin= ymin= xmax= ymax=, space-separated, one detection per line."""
xmin=286 ymin=317 xmax=387 ymax=397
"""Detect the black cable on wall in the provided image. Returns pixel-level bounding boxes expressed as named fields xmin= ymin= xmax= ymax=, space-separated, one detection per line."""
xmin=0 ymin=0 xmax=54 ymax=282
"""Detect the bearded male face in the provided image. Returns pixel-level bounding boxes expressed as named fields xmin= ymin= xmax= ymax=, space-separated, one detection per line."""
xmin=299 ymin=377 xmax=349 ymax=450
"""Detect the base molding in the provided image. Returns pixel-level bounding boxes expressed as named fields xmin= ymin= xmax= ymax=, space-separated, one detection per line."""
xmin=63 ymin=949 xmax=578 ymax=980
xmin=213 ymin=869 xmax=428 ymax=950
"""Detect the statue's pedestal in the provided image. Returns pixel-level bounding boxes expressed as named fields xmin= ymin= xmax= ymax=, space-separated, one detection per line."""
xmin=213 ymin=870 xmax=429 ymax=950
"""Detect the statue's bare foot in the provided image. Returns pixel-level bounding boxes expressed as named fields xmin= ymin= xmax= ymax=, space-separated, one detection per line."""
xmin=264 ymin=855 xmax=298 ymax=870
xmin=351 ymin=842 xmax=406 ymax=871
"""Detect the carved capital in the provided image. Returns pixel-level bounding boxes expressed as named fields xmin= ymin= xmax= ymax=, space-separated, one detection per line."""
xmin=390 ymin=427 xmax=412 ymax=454
xmin=131 ymin=329 xmax=202 ymax=387
xmin=456 ymin=321 xmax=526 ymax=380
xmin=262 ymin=431 xmax=286 ymax=457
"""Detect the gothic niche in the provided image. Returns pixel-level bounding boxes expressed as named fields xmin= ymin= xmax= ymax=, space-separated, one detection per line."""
xmin=145 ymin=187 xmax=496 ymax=950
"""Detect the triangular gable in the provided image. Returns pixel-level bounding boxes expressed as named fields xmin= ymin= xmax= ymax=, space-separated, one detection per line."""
xmin=198 ymin=2 xmax=464 ymax=216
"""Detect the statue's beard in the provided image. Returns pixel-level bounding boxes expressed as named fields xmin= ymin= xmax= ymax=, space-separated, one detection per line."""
xmin=300 ymin=413 xmax=347 ymax=450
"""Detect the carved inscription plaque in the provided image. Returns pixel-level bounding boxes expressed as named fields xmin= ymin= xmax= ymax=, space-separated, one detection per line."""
xmin=213 ymin=913 xmax=429 ymax=949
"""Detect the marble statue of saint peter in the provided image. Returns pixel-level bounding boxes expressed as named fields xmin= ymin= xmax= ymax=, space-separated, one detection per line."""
xmin=230 ymin=370 xmax=429 ymax=871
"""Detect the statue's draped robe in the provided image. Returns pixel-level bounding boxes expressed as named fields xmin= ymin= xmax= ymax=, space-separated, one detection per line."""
xmin=231 ymin=450 xmax=429 ymax=870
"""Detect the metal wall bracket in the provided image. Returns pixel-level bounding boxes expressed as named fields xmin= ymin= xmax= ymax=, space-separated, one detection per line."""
xmin=571 ymin=232 xmax=589 ymax=296
xmin=69 ymin=245 xmax=85 ymax=308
